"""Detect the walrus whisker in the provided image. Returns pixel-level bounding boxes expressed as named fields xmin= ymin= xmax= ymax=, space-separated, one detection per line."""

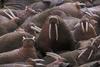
xmin=3 ymin=10 xmax=13 ymax=19
xmin=55 ymin=24 xmax=58 ymax=40
xmin=88 ymin=50 xmax=93 ymax=60
xmin=49 ymin=24 xmax=51 ymax=40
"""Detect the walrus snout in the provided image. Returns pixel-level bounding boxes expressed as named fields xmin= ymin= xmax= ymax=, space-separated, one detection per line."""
xmin=48 ymin=15 xmax=59 ymax=24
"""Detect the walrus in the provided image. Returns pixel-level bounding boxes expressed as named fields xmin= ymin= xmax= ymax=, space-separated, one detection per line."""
xmin=76 ymin=36 xmax=100 ymax=65
xmin=0 ymin=36 xmax=38 ymax=64
xmin=73 ymin=16 xmax=97 ymax=41
xmin=36 ymin=15 xmax=76 ymax=56
xmin=0 ymin=29 xmax=33 ymax=53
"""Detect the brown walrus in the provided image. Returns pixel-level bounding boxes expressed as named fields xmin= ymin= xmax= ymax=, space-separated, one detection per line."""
xmin=36 ymin=15 xmax=76 ymax=56
xmin=73 ymin=17 xmax=97 ymax=41
xmin=0 ymin=36 xmax=38 ymax=64
xmin=0 ymin=29 xmax=33 ymax=53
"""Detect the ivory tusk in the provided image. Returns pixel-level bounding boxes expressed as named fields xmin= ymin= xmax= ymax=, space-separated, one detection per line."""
xmin=89 ymin=23 xmax=97 ymax=35
xmin=49 ymin=24 xmax=51 ymax=40
xmin=7 ymin=7 xmax=16 ymax=18
xmin=30 ymin=59 xmax=45 ymax=62
xmin=86 ymin=22 xmax=89 ymax=32
xmin=46 ymin=52 xmax=63 ymax=60
xmin=88 ymin=50 xmax=93 ymax=60
xmin=78 ymin=48 xmax=87 ymax=58
xmin=81 ymin=22 xmax=85 ymax=32
xmin=3 ymin=10 xmax=13 ymax=19
xmin=31 ymin=26 xmax=41 ymax=33
xmin=55 ymin=24 xmax=58 ymax=40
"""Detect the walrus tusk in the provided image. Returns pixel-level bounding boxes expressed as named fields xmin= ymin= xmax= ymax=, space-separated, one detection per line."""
xmin=78 ymin=48 xmax=87 ymax=58
xmin=22 ymin=36 xmax=35 ymax=41
xmin=55 ymin=24 xmax=59 ymax=40
xmin=36 ymin=63 xmax=45 ymax=66
xmin=49 ymin=24 xmax=51 ymax=40
xmin=25 ymin=6 xmax=38 ymax=14
xmin=98 ymin=45 xmax=100 ymax=48
xmin=8 ymin=8 xmax=16 ymax=18
xmin=29 ymin=58 xmax=45 ymax=62
xmin=3 ymin=10 xmax=13 ymax=19
xmin=31 ymin=26 xmax=41 ymax=33
xmin=89 ymin=23 xmax=97 ymax=35
xmin=46 ymin=52 xmax=64 ymax=60
xmin=4 ymin=6 xmax=17 ymax=18
xmin=23 ymin=36 xmax=26 ymax=40
xmin=88 ymin=50 xmax=93 ymax=60
xmin=86 ymin=22 xmax=89 ymax=32
xmin=81 ymin=22 xmax=85 ymax=32
xmin=27 ymin=58 xmax=45 ymax=66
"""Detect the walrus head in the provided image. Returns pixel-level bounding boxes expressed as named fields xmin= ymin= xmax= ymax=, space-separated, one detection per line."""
xmin=74 ymin=17 xmax=97 ymax=41
xmin=22 ymin=36 xmax=36 ymax=47
xmin=48 ymin=15 xmax=60 ymax=41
